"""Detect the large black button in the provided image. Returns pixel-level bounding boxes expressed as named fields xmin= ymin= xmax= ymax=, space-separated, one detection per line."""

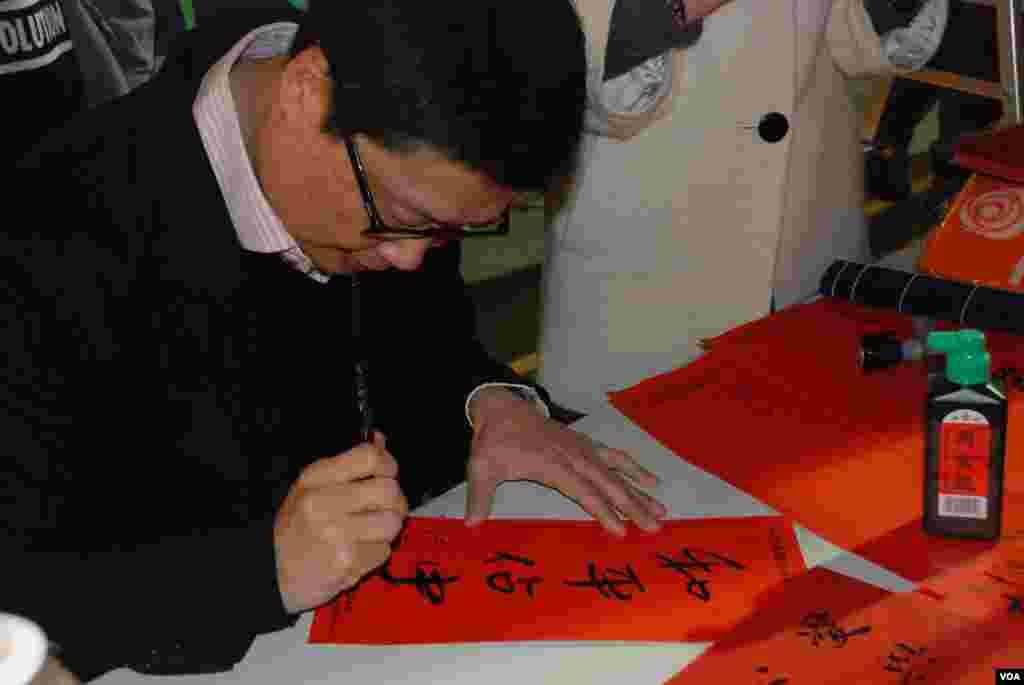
xmin=757 ymin=112 xmax=789 ymax=143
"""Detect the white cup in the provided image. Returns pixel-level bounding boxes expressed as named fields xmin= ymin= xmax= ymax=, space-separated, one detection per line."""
xmin=0 ymin=613 xmax=47 ymax=685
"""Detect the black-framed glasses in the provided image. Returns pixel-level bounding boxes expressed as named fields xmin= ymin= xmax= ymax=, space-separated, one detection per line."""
xmin=343 ymin=136 xmax=511 ymax=241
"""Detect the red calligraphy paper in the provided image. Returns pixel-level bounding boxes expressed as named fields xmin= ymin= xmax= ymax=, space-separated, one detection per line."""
xmin=609 ymin=299 xmax=1024 ymax=583
xmin=308 ymin=516 xmax=804 ymax=645
xmin=666 ymin=567 xmax=1024 ymax=684
xmin=919 ymin=524 xmax=1024 ymax=622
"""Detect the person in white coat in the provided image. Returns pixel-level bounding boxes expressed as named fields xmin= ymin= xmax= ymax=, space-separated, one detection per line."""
xmin=538 ymin=0 xmax=948 ymax=412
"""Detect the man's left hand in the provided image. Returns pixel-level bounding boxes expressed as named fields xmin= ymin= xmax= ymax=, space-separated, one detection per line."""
xmin=465 ymin=388 xmax=667 ymax=536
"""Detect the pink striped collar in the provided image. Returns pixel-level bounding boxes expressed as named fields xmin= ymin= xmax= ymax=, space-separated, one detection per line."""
xmin=193 ymin=22 xmax=325 ymax=281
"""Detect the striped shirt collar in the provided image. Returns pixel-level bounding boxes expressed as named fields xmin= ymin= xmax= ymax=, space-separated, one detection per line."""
xmin=193 ymin=22 xmax=327 ymax=282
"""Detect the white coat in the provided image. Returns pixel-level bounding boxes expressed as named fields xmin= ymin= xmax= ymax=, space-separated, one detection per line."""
xmin=538 ymin=0 xmax=898 ymax=411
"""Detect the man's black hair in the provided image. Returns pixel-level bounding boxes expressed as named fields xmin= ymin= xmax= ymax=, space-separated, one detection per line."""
xmin=290 ymin=0 xmax=587 ymax=191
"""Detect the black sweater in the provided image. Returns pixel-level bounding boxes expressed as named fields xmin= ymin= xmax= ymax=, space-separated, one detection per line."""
xmin=5 ymin=9 xmax=535 ymax=680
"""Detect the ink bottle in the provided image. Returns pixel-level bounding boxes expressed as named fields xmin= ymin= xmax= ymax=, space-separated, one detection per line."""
xmin=923 ymin=330 xmax=1008 ymax=540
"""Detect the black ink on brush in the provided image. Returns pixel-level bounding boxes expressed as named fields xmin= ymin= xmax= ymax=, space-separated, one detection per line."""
xmin=351 ymin=275 xmax=374 ymax=443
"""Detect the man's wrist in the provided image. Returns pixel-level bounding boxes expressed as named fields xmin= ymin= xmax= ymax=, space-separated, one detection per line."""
xmin=465 ymin=383 xmax=550 ymax=429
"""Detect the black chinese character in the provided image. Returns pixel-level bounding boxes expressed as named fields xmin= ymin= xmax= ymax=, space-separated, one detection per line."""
xmin=484 ymin=552 xmax=544 ymax=597
xmin=379 ymin=560 xmax=460 ymax=605
xmin=884 ymin=643 xmax=937 ymax=683
xmin=754 ymin=666 xmax=789 ymax=684
xmin=656 ymin=548 xmax=745 ymax=601
xmin=796 ymin=610 xmax=871 ymax=647
xmin=564 ymin=562 xmax=645 ymax=600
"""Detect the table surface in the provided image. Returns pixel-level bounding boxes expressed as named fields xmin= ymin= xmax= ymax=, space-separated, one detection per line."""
xmin=94 ymin=246 xmax=927 ymax=685
xmin=94 ymin=402 xmax=918 ymax=685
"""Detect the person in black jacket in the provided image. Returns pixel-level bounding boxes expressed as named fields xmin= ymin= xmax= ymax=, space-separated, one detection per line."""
xmin=866 ymin=0 xmax=1001 ymax=204
xmin=865 ymin=0 xmax=1002 ymax=255
xmin=5 ymin=1 xmax=666 ymax=680
xmin=1 ymin=0 xmax=85 ymax=162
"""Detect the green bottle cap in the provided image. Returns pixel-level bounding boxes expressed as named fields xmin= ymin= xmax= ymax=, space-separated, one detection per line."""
xmin=926 ymin=329 xmax=991 ymax=386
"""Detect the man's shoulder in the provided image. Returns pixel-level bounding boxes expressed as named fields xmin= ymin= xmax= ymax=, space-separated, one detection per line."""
xmin=12 ymin=88 xmax=208 ymax=239
xmin=8 ymin=89 xmax=232 ymax=289
xmin=164 ymin=5 xmax=304 ymax=79
xmin=16 ymin=5 xmax=304 ymax=172
xmin=192 ymin=2 xmax=304 ymax=31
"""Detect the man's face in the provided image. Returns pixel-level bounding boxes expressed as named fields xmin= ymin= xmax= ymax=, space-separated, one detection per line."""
xmin=252 ymin=46 xmax=517 ymax=275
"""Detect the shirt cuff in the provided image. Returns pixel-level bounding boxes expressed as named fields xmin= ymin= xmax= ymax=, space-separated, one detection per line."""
xmin=465 ymin=382 xmax=551 ymax=428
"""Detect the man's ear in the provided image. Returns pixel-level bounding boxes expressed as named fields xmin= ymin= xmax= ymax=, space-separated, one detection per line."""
xmin=279 ymin=45 xmax=332 ymax=123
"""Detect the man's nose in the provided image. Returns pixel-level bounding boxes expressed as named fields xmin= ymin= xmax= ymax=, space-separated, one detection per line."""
xmin=377 ymin=238 xmax=432 ymax=271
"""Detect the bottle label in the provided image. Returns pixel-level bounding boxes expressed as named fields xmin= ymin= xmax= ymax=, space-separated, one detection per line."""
xmin=937 ymin=409 xmax=991 ymax=520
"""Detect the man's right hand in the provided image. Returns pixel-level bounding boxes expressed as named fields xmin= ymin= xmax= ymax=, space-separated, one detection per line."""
xmin=273 ymin=432 xmax=408 ymax=614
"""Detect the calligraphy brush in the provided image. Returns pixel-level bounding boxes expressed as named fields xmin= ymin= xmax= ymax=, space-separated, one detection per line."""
xmin=351 ymin=274 xmax=374 ymax=444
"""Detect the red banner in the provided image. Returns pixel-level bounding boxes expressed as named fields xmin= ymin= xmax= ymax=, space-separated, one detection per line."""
xmin=309 ymin=516 xmax=804 ymax=645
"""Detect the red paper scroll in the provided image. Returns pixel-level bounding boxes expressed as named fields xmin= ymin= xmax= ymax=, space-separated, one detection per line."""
xmin=919 ymin=526 xmax=1024 ymax=622
xmin=668 ymin=567 xmax=1024 ymax=684
xmin=610 ymin=299 xmax=1024 ymax=583
xmin=309 ymin=516 xmax=804 ymax=645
